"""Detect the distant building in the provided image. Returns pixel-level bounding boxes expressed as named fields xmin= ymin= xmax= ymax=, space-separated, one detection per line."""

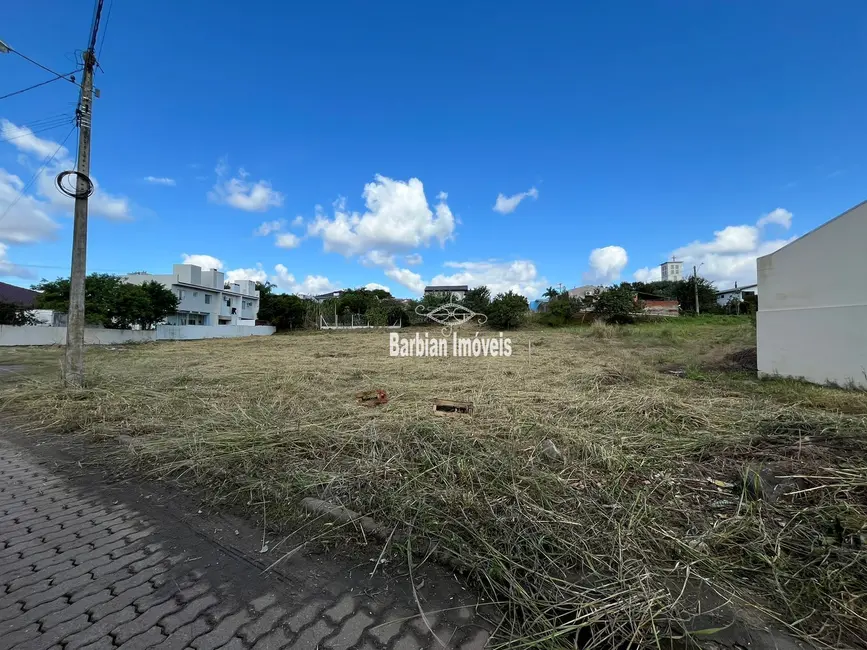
xmin=424 ymin=285 xmax=468 ymax=300
xmin=635 ymin=290 xmax=679 ymax=317
xmin=125 ymin=264 xmax=259 ymax=326
xmin=757 ymin=200 xmax=867 ymax=388
xmin=660 ymin=258 xmax=683 ymax=282
xmin=567 ymin=285 xmax=602 ymax=301
xmin=0 ymin=282 xmax=63 ymax=326
xmin=313 ymin=290 xmax=344 ymax=302
xmin=0 ymin=282 xmax=39 ymax=307
xmin=715 ymin=283 xmax=757 ymax=307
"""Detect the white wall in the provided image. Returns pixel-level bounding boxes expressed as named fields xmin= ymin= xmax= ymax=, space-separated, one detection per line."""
xmin=155 ymin=325 xmax=275 ymax=340
xmin=757 ymin=307 xmax=867 ymax=388
xmin=0 ymin=325 xmax=275 ymax=346
xmin=757 ymin=201 xmax=867 ymax=388
xmin=0 ymin=326 xmax=155 ymax=346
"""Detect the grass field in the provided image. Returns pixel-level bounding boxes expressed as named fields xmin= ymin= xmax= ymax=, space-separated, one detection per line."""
xmin=1 ymin=317 xmax=865 ymax=649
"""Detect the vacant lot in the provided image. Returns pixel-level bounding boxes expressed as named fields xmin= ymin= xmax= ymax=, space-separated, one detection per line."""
xmin=1 ymin=318 xmax=865 ymax=649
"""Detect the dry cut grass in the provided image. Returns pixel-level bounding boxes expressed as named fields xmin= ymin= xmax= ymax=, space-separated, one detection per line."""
xmin=1 ymin=317 xmax=865 ymax=649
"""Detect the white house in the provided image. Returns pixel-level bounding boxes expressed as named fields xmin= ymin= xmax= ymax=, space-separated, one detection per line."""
xmin=715 ymin=283 xmax=757 ymax=307
xmin=125 ymin=264 xmax=260 ymax=326
xmin=424 ymin=285 xmax=468 ymax=300
xmin=757 ymin=200 xmax=867 ymax=388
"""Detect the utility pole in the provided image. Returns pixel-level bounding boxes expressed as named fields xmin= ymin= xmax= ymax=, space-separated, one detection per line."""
xmin=693 ymin=265 xmax=700 ymax=315
xmin=64 ymin=0 xmax=104 ymax=387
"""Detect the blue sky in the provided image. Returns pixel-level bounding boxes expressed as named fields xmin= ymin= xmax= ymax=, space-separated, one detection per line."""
xmin=1 ymin=0 xmax=865 ymax=298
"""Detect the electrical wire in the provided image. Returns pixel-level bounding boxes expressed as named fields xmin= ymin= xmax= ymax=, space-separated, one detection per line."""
xmin=0 ymin=125 xmax=76 ymax=225
xmin=0 ymin=116 xmax=76 ymax=145
xmin=7 ymin=48 xmax=78 ymax=83
xmin=11 ymin=113 xmax=75 ymax=130
xmin=0 ymin=71 xmax=80 ymax=102
xmin=97 ymin=0 xmax=114 ymax=62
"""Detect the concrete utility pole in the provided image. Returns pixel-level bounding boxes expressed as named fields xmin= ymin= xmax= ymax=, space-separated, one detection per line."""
xmin=64 ymin=0 xmax=104 ymax=387
xmin=693 ymin=265 xmax=700 ymax=315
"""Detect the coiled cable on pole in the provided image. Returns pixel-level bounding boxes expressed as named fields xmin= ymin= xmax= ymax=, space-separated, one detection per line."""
xmin=55 ymin=170 xmax=94 ymax=199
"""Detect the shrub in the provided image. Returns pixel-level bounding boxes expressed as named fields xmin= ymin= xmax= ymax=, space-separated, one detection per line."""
xmin=593 ymin=285 xmax=640 ymax=324
xmin=487 ymin=291 xmax=529 ymax=330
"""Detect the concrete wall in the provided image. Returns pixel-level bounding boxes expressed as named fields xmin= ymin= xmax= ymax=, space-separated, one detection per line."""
xmin=757 ymin=200 xmax=867 ymax=388
xmin=154 ymin=325 xmax=275 ymax=340
xmin=0 ymin=325 xmax=275 ymax=346
xmin=0 ymin=327 xmax=155 ymax=346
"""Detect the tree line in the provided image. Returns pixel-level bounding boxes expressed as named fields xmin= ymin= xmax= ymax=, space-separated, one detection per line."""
xmin=0 ymin=272 xmax=748 ymax=329
xmin=538 ymin=275 xmax=751 ymax=325
xmin=0 ymin=274 xmax=179 ymax=329
xmin=256 ymin=283 xmax=532 ymax=331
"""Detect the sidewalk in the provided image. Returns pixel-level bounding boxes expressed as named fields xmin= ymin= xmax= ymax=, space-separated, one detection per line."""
xmin=0 ymin=437 xmax=493 ymax=650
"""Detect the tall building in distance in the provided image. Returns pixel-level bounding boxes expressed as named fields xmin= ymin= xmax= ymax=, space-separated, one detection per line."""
xmin=660 ymin=258 xmax=683 ymax=282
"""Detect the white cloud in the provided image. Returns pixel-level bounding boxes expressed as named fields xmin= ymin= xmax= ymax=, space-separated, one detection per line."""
xmin=431 ymin=260 xmax=548 ymax=299
xmin=254 ymin=220 xmax=284 ymax=236
xmin=385 ymin=267 xmax=426 ymax=295
xmin=0 ymin=169 xmax=60 ymax=244
xmin=181 ymin=253 xmax=223 ymax=270
xmin=208 ymin=157 xmax=284 ymax=212
xmin=644 ymin=208 xmax=797 ymax=287
xmin=682 ymin=238 xmax=794 ymax=288
xmin=364 ymin=282 xmax=391 ymax=292
xmin=585 ymin=246 xmax=628 ymax=283
xmin=1 ymin=119 xmax=134 ymax=222
xmin=361 ymin=250 xmax=396 ymax=268
xmin=143 ymin=176 xmax=176 ymax=186
xmin=291 ymin=215 xmax=304 ymax=227
xmin=404 ymin=253 xmax=423 ymax=266
xmin=492 ymin=186 xmax=538 ymax=215
xmin=275 ymin=233 xmax=301 ymax=249
xmin=272 ymin=264 xmax=340 ymax=296
xmin=0 ymin=243 xmax=35 ymax=278
xmin=226 ymin=263 xmax=267 ymax=284
xmin=757 ymin=208 xmax=792 ymax=229
xmin=0 ymin=120 xmax=68 ymax=159
xmin=633 ymin=266 xmax=661 ymax=283
xmin=674 ymin=225 xmax=759 ymax=257
xmin=307 ymin=175 xmax=455 ymax=257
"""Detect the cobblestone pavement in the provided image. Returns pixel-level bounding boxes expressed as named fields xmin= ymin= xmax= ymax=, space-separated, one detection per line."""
xmin=0 ymin=438 xmax=493 ymax=650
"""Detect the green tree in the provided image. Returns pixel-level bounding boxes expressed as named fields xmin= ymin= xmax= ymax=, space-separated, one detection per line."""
xmin=543 ymin=286 xmax=560 ymax=301
xmin=33 ymin=274 xmax=178 ymax=329
xmin=462 ymin=286 xmax=491 ymax=315
xmin=487 ymin=291 xmax=529 ymax=329
xmin=138 ymin=281 xmax=180 ymax=329
xmin=0 ymin=301 xmax=39 ymax=325
xmin=593 ymin=284 xmax=641 ymax=324
xmin=675 ymin=276 xmax=718 ymax=314
xmin=259 ymin=293 xmax=306 ymax=330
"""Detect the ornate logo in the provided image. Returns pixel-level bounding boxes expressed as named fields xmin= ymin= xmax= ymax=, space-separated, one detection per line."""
xmin=415 ymin=302 xmax=487 ymax=336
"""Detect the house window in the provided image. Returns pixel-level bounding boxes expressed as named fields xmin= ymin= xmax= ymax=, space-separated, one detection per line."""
xmin=179 ymin=290 xmax=186 ymax=300
xmin=193 ymin=291 xmax=198 ymax=297
xmin=225 ymin=298 xmax=231 ymax=307
xmin=205 ymin=294 xmax=211 ymax=304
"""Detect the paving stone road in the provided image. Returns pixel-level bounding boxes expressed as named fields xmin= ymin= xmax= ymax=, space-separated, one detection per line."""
xmin=0 ymin=438 xmax=494 ymax=650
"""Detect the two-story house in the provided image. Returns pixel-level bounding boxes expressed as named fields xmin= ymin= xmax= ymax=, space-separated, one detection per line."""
xmin=423 ymin=285 xmax=468 ymax=300
xmin=125 ymin=264 xmax=260 ymax=326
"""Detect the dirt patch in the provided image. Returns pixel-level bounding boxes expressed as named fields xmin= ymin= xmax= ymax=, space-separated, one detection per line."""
xmin=721 ymin=347 xmax=758 ymax=371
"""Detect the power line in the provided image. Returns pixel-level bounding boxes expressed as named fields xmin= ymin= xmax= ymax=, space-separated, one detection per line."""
xmin=88 ymin=0 xmax=106 ymax=53
xmin=97 ymin=0 xmax=114 ymax=62
xmin=0 ymin=116 xmax=76 ymax=145
xmin=9 ymin=113 xmax=75 ymax=130
xmin=0 ymin=70 xmax=80 ymax=102
xmin=6 ymin=48 xmax=78 ymax=83
xmin=0 ymin=125 xmax=76 ymax=225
